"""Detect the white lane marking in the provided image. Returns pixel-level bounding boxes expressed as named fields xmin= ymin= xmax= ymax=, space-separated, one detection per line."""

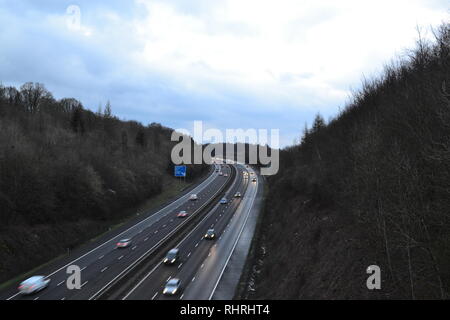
xmin=187 ymin=252 xmax=191 ymax=258
xmin=57 ymin=281 xmax=64 ymax=286
xmin=118 ymin=255 xmax=124 ymax=260
xmin=192 ymin=277 xmax=196 ymax=282
xmin=201 ymin=264 xmax=204 ymax=269
xmin=81 ymin=281 xmax=88 ymax=288
xmin=208 ymin=172 xmax=258 ymax=300
xmin=152 ymin=292 xmax=158 ymax=300
xmin=132 ymin=246 xmax=137 ymax=250
xmin=61 ymin=297 xmax=66 ymax=301
xmin=120 ymin=167 xmax=236 ymax=300
xmin=34 ymin=297 xmax=39 ymax=300
xmin=121 ymin=262 xmax=162 ymax=300
xmin=144 ymin=237 xmax=149 ymax=242
xmin=101 ymin=267 xmax=108 ymax=273
xmin=195 ymin=243 xmax=199 ymax=248
xmin=163 ymin=225 xmax=166 ymax=228
xmin=154 ymin=230 xmax=158 ymax=234
xmin=81 ymin=266 xmax=87 ymax=271
xmin=178 ymin=263 xmax=183 ymax=269
xmin=98 ymin=255 xmax=104 ymax=260
xmin=180 ymin=294 xmax=184 ymax=300
xmin=7 ymin=170 xmax=221 ymax=301
xmin=167 ymin=276 xmax=171 ymax=281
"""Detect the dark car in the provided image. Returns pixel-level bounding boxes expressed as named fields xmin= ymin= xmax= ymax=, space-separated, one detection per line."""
xmin=163 ymin=248 xmax=180 ymax=265
xmin=204 ymin=229 xmax=216 ymax=240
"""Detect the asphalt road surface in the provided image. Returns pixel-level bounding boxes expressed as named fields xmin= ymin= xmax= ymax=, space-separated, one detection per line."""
xmin=2 ymin=163 xmax=232 ymax=300
xmin=121 ymin=163 xmax=258 ymax=300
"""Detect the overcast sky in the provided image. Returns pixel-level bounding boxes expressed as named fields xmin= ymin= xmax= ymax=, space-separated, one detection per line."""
xmin=1 ymin=1 xmax=449 ymax=147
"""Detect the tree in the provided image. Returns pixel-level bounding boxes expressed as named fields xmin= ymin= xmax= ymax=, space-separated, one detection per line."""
xmin=135 ymin=128 xmax=146 ymax=147
xmin=311 ymin=113 xmax=326 ymax=133
xmin=71 ymin=106 xmax=85 ymax=134
xmin=104 ymin=101 xmax=112 ymax=118
xmin=20 ymin=82 xmax=52 ymax=113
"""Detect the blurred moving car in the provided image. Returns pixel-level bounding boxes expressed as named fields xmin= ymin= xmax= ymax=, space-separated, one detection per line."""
xmin=189 ymin=194 xmax=198 ymax=201
xmin=18 ymin=276 xmax=50 ymax=295
xmin=204 ymin=229 xmax=216 ymax=240
xmin=177 ymin=210 xmax=189 ymax=218
xmin=234 ymin=192 xmax=241 ymax=198
xmin=220 ymin=198 xmax=228 ymax=204
xmin=163 ymin=248 xmax=180 ymax=265
xmin=116 ymin=239 xmax=132 ymax=248
xmin=163 ymin=278 xmax=181 ymax=295
xmin=219 ymin=172 xmax=223 ymax=176
xmin=252 ymin=178 xmax=257 ymax=183
xmin=224 ymin=173 xmax=229 ymax=177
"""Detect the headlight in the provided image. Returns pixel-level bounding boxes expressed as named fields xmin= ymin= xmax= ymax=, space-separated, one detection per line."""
xmin=163 ymin=289 xmax=167 ymax=294
xmin=171 ymin=259 xmax=175 ymax=263
xmin=164 ymin=258 xmax=168 ymax=263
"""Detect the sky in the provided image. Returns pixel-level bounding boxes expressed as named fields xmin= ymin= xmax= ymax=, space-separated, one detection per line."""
xmin=0 ymin=0 xmax=449 ymax=147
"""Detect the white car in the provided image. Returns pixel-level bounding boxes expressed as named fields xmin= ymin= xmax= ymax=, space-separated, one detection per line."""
xmin=189 ymin=194 xmax=198 ymax=201
xmin=163 ymin=278 xmax=181 ymax=295
xmin=116 ymin=239 xmax=132 ymax=248
xmin=18 ymin=276 xmax=50 ymax=295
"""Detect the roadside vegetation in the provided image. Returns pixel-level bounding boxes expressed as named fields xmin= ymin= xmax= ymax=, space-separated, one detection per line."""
xmin=0 ymin=85 xmax=206 ymax=283
xmin=243 ymin=24 xmax=450 ymax=299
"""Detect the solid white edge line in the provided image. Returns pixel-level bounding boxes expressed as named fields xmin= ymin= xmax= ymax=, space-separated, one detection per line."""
xmin=208 ymin=170 xmax=257 ymax=300
xmin=6 ymin=168 xmax=217 ymax=300
xmin=122 ymin=165 xmax=239 ymax=300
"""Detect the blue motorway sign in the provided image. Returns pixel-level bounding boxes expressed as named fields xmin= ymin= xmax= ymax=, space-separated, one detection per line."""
xmin=174 ymin=165 xmax=187 ymax=177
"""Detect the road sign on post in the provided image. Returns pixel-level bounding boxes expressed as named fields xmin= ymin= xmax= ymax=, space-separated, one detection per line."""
xmin=174 ymin=165 xmax=187 ymax=177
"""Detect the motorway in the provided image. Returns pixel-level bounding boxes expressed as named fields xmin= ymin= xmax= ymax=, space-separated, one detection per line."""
xmin=2 ymin=159 xmax=260 ymax=300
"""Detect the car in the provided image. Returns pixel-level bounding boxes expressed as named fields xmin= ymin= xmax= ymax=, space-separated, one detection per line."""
xmin=189 ymin=194 xmax=198 ymax=201
xmin=163 ymin=248 xmax=180 ymax=264
xmin=177 ymin=210 xmax=189 ymax=218
xmin=224 ymin=173 xmax=229 ymax=177
xmin=215 ymin=168 xmax=219 ymax=172
xmin=220 ymin=198 xmax=228 ymax=204
xmin=18 ymin=276 xmax=50 ymax=295
xmin=116 ymin=238 xmax=132 ymax=248
xmin=163 ymin=278 xmax=181 ymax=295
xmin=252 ymin=178 xmax=257 ymax=183
xmin=219 ymin=172 xmax=223 ymax=176
xmin=204 ymin=229 xmax=216 ymax=240
xmin=234 ymin=192 xmax=241 ymax=198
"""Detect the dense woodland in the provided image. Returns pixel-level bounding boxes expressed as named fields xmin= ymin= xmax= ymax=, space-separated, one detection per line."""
xmin=244 ymin=24 xmax=450 ymax=299
xmin=0 ymin=84 xmax=206 ymax=282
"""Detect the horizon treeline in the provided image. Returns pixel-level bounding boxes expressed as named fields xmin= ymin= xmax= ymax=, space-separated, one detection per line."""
xmin=247 ymin=23 xmax=450 ymax=299
xmin=0 ymin=83 xmax=206 ymax=282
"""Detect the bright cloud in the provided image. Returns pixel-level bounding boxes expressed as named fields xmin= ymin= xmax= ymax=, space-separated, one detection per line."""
xmin=0 ymin=0 xmax=448 ymax=146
